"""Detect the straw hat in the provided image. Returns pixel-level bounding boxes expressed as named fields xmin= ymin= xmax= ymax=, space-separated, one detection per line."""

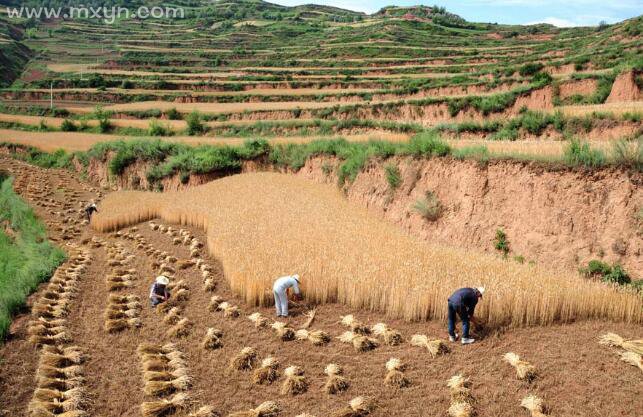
xmin=476 ymin=287 xmax=486 ymax=297
xmin=292 ymin=274 xmax=300 ymax=283
xmin=156 ymin=275 xmax=170 ymax=285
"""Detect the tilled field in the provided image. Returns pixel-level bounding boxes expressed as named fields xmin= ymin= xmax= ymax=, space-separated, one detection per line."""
xmin=0 ymin=155 xmax=641 ymax=417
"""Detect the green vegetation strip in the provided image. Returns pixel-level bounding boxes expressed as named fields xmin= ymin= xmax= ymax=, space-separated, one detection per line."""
xmin=0 ymin=175 xmax=66 ymax=341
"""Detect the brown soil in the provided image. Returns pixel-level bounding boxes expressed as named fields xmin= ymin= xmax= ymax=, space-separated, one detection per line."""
xmin=0 ymin=156 xmax=641 ymax=417
xmin=606 ymin=70 xmax=642 ymax=103
xmin=559 ymin=79 xmax=598 ymax=99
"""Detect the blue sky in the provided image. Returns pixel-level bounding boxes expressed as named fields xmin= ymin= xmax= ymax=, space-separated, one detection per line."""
xmin=272 ymin=0 xmax=642 ymax=27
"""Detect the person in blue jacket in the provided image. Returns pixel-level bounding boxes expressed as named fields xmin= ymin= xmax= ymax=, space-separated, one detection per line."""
xmin=447 ymin=286 xmax=485 ymax=345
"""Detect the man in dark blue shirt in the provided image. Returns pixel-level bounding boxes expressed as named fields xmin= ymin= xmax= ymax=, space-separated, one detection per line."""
xmin=447 ymin=287 xmax=485 ymax=345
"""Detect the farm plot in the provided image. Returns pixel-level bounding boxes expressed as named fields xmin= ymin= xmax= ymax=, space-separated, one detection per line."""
xmin=91 ymin=172 xmax=642 ymax=327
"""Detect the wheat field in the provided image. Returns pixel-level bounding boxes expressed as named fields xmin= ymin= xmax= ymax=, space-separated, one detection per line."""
xmin=91 ymin=172 xmax=642 ymax=328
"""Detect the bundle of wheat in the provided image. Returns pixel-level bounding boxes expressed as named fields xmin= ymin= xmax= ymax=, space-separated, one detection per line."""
xmin=141 ymin=392 xmax=189 ymax=417
xmin=27 ymin=325 xmax=70 ymax=346
xmin=447 ymin=374 xmax=474 ymax=417
xmin=384 ymin=358 xmax=409 ymax=388
xmin=338 ymin=331 xmax=378 ymax=352
xmin=188 ymin=405 xmax=218 ymax=417
xmin=340 ymin=315 xmax=370 ymax=335
xmin=175 ymin=289 xmax=191 ymax=302
xmin=253 ymin=357 xmax=280 ymax=385
xmin=410 ymin=335 xmax=449 ymax=358
xmin=520 ymin=395 xmax=547 ymax=417
xmin=227 ymin=401 xmax=280 ymax=417
xmin=324 ymin=364 xmax=349 ymax=395
xmin=371 ymin=323 xmax=402 ymax=346
xmin=40 ymin=346 xmax=85 ymax=367
xmin=202 ymin=328 xmax=224 ymax=350
xmin=503 ymin=352 xmax=537 ymax=382
xmin=178 ymin=260 xmax=195 ymax=270
xmin=248 ymin=312 xmax=269 ymax=328
xmin=295 ymin=329 xmax=331 ymax=346
xmin=619 ymin=351 xmax=643 ymax=372
xmin=166 ymin=318 xmax=192 ymax=338
xmin=271 ymin=322 xmax=295 ymax=341
xmin=281 ymin=365 xmax=308 ymax=396
xmin=599 ymin=333 xmax=643 ymax=355
xmin=229 ymin=347 xmax=257 ymax=371
xmin=163 ymin=307 xmax=183 ymax=325
xmin=204 ymin=279 xmax=216 ymax=292
xmin=208 ymin=295 xmax=223 ymax=312
xmin=144 ymin=375 xmax=192 ymax=396
xmin=332 ymin=396 xmax=374 ymax=417
xmin=105 ymin=317 xmax=142 ymax=333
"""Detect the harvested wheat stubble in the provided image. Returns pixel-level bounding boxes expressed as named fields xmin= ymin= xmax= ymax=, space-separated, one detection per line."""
xmin=447 ymin=374 xmax=474 ymax=417
xmin=227 ymin=401 xmax=280 ymax=417
xmin=338 ymin=331 xmax=379 ymax=352
xmin=384 ymin=358 xmax=409 ymax=388
xmin=410 ymin=334 xmax=449 ymax=357
xmin=503 ymin=352 xmax=537 ymax=381
xmin=271 ymin=321 xmax=295 ymax=341
xmin=324 ymin=363 xmax=349 ymax=394
xmin=371 ymin=323 xmax=402 ymax=346
xmin=253 ymin=357 xmax=280 ymax=385
xmin=521 ymin=394 xmax=548 ymax=417
xmin=281 ymin=365 xmax=308 ymax=396
xmin=295 ymin=328 xmax=331 ymax=346
xmin=229 ymin=347 xmax=257 ymax=371
xmin=202 ymin=328 xmax=223 ymax=350
xmin=332 ymin=396 xmax=374 ymax=417
xmin=92 ymin=173 xmax=643 ymax=327
xmin=599 ymin=333 xmax=643 ymax=355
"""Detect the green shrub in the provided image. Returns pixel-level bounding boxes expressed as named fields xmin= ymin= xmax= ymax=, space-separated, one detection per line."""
xmin=611 ymin=138 xmax=642 ymax=171
xmin=384 ymin=164 xmax=401 ymax=189
xmin=148 ymin=119 xmax=170 ymax=136
xmin=98 ymin=117 xmax=111 ymax=133
xmin=580 ymin=260 xmax=631 ymax=285
xmin=60 ymin=119 xmax=77 ymax=132
xmin=564 ymin=139 xmax=605 ymax=168
xmin=186 ymin=111 xmax=206 ymax=136
xmin=413 ymin=190 xmax=443 ymax=221
xmin=519 ymin=63 xmax=544 ymax=76
xmin=406 ymin=132 xmax=451 ymax=157
xmin=494 ymin=229 xmax=510 ymax=256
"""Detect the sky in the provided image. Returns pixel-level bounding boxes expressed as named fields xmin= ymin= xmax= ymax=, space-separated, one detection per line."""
xmin=271 ymin=0 xmax=643 ymax=27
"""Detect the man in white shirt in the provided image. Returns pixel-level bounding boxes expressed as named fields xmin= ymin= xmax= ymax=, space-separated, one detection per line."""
xmin=273 ymin=274 xmax=302 ymax=317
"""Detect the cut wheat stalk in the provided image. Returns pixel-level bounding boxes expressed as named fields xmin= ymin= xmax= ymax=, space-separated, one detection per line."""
xmin=163 ymin=307 xmax=183 ymax=325
xmin=447 ymin=374 xmax=474 ymax=407
xmin=384 ymin=358 xmax=409 ymax=388
xmin=204 ymin=279 xmax=216 ymax=292
xmin=295 ymin=329 xmax=330 ymax=346
xmin=227 ymin=401 xmax=279 ymax=417
xmin=208 ymin=295 xmax=223 ymax=312
xmin=140 ymin=392 xmax=188 ymax=417
xmin=143 ymin=375 xmax=192 ymax=396
xmin=253 ymin=357 xmax=280 ymax=385
xmin=521 ymin=394 xmax=547 ymax=417
xmin=599 ymin=333 xmax=643 ymax=355
xmin=338 ymin=331 xmax=378 ymax=352
xmin=503 ymin=352 xmax=537 ymax=382
xmin=371 ymin=323 xmax=402 ymax=346
xmin=202 ymin=328 xmax=223 ymax=350
xmin=324 ymin=364 xmax=349 ymax=395
xmin=104 ymin=317 xmax=141 ymax=333
xmin=332 ymin=396 xmax=374 ymax=417
xmin=281 ymin=365 xmax=308 ymax=396
xmin=410 ymin=334 xmax=449 ymax=358
xmin=448 ymin=401 xmax=474 ymax=417
xmin=271 ymin=322 xmax=295 ymax=341
xmin=229 ymin=347 xmax=257 ymax=371
xmin=188 ymin=405 xmax=218 ymax=417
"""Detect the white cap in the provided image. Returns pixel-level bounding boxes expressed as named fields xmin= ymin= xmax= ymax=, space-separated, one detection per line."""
xmin=292 ymin=274 xmax=300 ymax=283
xmin=476 ymin=287 xmax=486 ymax=297
xmin=156 ymin=275 xmax=170 ymax=285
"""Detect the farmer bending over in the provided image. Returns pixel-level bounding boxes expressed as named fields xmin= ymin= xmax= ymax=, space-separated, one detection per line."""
xmin=273 ymin=274 xmax=302 ymax=317
xmin=84 ymin=201 xmax=98 ymax=222
xmin=447 ymin=287 xmax=485 ymax=345
xmin=150 ymin=275 xmax=170 ymax=307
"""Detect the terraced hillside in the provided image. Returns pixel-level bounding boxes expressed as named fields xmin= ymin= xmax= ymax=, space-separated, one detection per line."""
xmin=0 ymin=1 xmax=640 ymax=156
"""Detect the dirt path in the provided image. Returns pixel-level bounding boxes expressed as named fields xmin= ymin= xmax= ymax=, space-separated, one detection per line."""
xmin=0 ymin=155 xmax=641 ymax=417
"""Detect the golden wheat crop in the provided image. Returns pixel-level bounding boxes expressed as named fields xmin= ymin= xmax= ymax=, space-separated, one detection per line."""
xmin=91 ymin=172 xmax=642 ymax=327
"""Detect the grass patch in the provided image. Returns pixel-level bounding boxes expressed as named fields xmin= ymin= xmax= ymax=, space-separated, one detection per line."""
xmin=0 ymin=177 xmax=66 ymax=341
xmin=384 ymin=163 xmax=401 ymax=189
xmin=413 ymin=190 xmax=443 ymax=221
